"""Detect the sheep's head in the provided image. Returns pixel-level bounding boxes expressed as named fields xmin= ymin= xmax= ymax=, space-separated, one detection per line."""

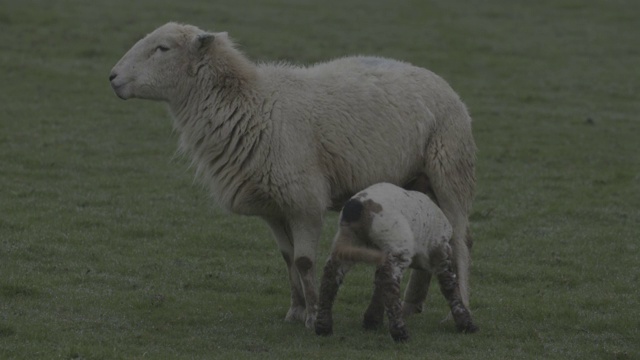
xmin=109 ymin=22 xmax=216 ymax=102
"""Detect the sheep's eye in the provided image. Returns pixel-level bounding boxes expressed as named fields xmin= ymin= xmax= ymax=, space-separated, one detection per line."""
xmin=155 ymin=45 xmax=170 ymax=52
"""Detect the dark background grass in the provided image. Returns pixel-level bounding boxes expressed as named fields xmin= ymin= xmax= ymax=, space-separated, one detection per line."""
xmin=1 ymin=1 xmax=638 ymax=358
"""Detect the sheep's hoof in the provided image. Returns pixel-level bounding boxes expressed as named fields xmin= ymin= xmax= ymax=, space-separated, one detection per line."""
xmin=284 ymin=305 xmax=306 ymax=323
xmin=315 ymin=321 xmax=333 ymax=336
xmin=315 ymin=311 xmax=333 ymax=336
xmin=439 ymin=311 xmax=453 ymax=324
xmin=315 ymin=309 xmax=332 ymax=335
xmin=304 ymin=312 xmax=317 ymax=329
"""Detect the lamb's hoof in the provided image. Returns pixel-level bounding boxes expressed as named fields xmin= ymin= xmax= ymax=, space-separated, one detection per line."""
xmin=315 ymin=320 xmax=333 ymax=336
xmin=458 ymin=322 xmax=479 ymax=334
xmin=390 ymin=325 xmax=410 ymax=342
xmin=284 ymin=306 xmax=306 ymax=323
xmin=401 ymin=302 xmax=423 ymax=318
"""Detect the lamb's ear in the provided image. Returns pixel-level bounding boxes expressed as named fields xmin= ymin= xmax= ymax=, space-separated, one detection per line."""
xmin=193 ymin=33 xmax=215 ymax=52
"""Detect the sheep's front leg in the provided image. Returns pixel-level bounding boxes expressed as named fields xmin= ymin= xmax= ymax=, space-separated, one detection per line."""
xmin=315 ymin=257 xmax=352 ymax=336
xmin=379 ymin=254 xmax=411 ymax=342
xmin=264 ymin=217 xmax=306 ymax=323
xmin=289 ymin=216 xmax=323 ymax=329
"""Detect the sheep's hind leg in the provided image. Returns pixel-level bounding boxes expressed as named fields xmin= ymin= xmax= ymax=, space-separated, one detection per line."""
xmin=315 ymin=257 xmax=351 ymax=336
xmin=264 ymin=217 xmax=306 ymax=323
xmin=425 ymin=129 xmax=476 ymax=310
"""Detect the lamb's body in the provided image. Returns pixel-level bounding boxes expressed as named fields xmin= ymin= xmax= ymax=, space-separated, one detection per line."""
xmin=315 ymin=183 xmax=478 ymax=341
xmin=109 ymin=23 xmax=476 ymax=328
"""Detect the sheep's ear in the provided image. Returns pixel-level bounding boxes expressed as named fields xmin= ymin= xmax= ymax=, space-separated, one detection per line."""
xmin=194 ymin=33 xmax=215 ymax=51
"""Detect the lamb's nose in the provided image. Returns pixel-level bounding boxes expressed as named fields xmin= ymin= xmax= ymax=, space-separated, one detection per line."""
xmin=109 ymin=73 xmax=117 ymax=81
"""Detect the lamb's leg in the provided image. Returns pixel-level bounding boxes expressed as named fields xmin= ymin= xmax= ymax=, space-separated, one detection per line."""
xmin=402 ymin=268 xmax=432 ymax=318
xmin=436 ymin=268 xmax=478 ymax=333
xmin=264 ymin=217 xmax=306 ymax=323
xmin=315 ymin=257 xmax=351 ymax=336
xmin=379 ymin=254 xmax=411 ymax=342
xmin=431 ymin=243 xmax=478 ymax=333
xmin=289 ymin=216 xmax=323 ymax=329
xmin=362 ymin=265 xmax=385 ymax=330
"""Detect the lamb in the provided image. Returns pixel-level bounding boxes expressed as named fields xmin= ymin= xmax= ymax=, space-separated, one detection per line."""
xmin=315 ymin=182 xmax=478 ymax=342
xmin=109 ymin=22 xmax=477 ymax=329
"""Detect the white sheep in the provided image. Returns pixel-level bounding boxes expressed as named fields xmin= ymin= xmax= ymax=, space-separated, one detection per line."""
xmin=109 ymin=22 xmax=477 ymax=329
xmin=314 ymin=182 xmax=478 ymax=342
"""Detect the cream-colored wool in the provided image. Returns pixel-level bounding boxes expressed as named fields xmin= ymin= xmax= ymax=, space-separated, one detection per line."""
xmin=110 ymin=22 xmax=477 ymax=328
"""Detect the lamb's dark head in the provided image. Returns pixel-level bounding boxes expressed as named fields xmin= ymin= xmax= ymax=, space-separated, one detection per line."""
xmin=109 ymin=22 xmax=216 ymax=102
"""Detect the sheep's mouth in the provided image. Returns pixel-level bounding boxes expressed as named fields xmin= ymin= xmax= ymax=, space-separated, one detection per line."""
xmin=110 ymin=81 xmax=130 ymax=100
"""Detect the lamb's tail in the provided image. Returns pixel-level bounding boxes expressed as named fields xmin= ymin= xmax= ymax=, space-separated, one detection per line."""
xmin=333 ymin=243 xmax=385 ymax=265
xmin=333 ymin=198 xmax=385 ymax=265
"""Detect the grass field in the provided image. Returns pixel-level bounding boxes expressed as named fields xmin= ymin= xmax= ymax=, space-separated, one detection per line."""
xmin=1 ymin=0 xmax=639 ymax=359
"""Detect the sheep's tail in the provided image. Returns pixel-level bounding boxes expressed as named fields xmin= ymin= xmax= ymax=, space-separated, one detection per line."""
xmin=333 ymin=243 xmax=385 ymax=265
xmin=333 ymin=198 xmax=385 ymax=265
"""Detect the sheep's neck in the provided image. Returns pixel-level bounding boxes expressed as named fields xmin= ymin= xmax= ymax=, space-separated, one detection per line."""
xmin=170 ymin=79 xmax=272 ymax=214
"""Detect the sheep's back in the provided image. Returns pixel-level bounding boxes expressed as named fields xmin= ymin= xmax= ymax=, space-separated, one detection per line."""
xmin=257 ymin=57 xmax=451 ymax=203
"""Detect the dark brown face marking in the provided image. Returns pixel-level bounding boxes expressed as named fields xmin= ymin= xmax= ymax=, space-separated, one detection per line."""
xmin=362 ymin=199 xmax=382 ymax=213
xmin=295 ymin=256 xmax=313 ymax=274
xmin=339 ymin=197 xmax=384 ymax=241
xmin=341 ymin=198 xmax=364 ymax=224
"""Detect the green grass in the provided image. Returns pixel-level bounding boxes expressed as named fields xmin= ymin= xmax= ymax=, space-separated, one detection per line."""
xmin=1 ymin=0 xmax=639 ymax=358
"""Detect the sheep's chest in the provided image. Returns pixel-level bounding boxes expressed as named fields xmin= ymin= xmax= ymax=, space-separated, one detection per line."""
xmin=213 ymin=177 xmax=280 ymax=217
